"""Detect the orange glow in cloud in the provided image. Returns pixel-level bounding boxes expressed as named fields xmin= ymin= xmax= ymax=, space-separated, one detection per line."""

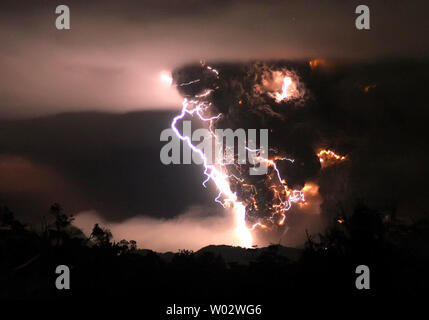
xmin=317 ymin=149 xmax=347 ymax=167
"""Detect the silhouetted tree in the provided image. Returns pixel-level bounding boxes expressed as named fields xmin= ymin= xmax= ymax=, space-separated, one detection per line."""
xmin=1 ymin=202 xmax=428 ymax=299
xmin=0 ymin=206 xmax=24 ymax=231
xmin=90 ymin=223 xmax=113 ymax=247
xmin=118 ymin=239 xmax=129 ymax=254
xmin=50 ymin=203 xmax=74 ymax=232
xmin=129 ymin=240 xmax=137 ymax=251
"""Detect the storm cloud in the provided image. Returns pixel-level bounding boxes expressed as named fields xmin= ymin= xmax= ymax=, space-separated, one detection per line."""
xmin=1 ymin=0 xmax=429 ymax=117
xmin=0 ymin=1 xmax=428 ymax=250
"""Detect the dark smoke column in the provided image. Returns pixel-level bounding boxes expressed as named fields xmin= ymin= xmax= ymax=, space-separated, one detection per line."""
xmin=172 ymin=60 xmax=348 ymax=244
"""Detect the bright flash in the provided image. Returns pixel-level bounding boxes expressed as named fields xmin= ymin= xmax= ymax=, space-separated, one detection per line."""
xmin=160 ymin=71 xmax=173 ymax=86
xmin=171 ymin=65 xmax=252 ymax=248
xmin=275 ymin=76 xmax=293 ymax=102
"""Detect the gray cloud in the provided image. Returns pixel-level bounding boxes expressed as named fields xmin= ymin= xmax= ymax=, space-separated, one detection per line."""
xmin=1 ymin=0 xmax=429 ymax=117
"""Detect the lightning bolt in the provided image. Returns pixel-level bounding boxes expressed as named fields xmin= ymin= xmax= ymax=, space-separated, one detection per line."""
xmin=171 ymin=66 xmax=252 ymax=247
xmin=169 ymin=65 xmax=306 ymax=247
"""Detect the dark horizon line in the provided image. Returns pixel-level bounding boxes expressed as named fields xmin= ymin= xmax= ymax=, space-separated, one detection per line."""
xmin=0 ymin=108 xmax=182 ymax=122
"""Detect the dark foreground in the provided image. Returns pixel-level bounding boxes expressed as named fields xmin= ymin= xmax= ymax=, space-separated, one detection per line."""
xmin=1 ymin=203 xmax=428 ymax=307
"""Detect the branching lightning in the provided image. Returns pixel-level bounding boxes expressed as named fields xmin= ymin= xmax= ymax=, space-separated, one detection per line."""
xmin=171 ymin=66 xmax=252 ymax=247
xmin=169 ymin=65 xmax=311 ymax=247
xmin=166 ymin=63 xmax=349 ymax=247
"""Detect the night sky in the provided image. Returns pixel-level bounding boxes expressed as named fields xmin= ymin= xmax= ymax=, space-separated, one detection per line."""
xmin=0 ymin=0 xmax=428 ymax=251
xmin=1 ymin=0 xmax=428 ymax=117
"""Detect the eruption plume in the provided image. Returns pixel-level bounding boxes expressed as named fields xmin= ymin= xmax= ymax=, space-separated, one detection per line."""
xmin=170 ymin=61 xmax=347 ymax=246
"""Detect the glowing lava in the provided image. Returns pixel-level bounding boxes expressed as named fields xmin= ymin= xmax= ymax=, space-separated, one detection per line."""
xmin=317 ymin=149 xmax=347 ymax=167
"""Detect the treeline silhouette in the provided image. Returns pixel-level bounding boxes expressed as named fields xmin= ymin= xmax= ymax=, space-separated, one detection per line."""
xmin=0 ymin=202 xmax=428 ymax=300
